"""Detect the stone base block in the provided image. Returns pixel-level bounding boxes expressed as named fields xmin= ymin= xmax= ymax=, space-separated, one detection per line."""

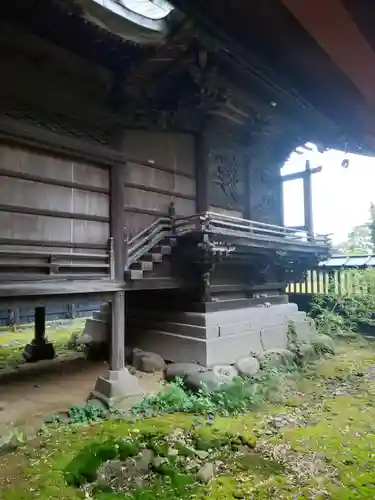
xmin=77 ymin=318 xmax=108 ymax=345
xmin=133 ymin=329 xmax=264 ymax=366
xmin=23 ymin=340 xmax=55 ymax=363
xmin=89 ymin=368 xmax=144 ymax=408
xmin=129 ymin=303 xmax=316 ymax=366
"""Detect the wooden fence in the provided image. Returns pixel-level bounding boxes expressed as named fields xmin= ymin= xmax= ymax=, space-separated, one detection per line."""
xmin=287 ymin=266 xmax=375 ymax=296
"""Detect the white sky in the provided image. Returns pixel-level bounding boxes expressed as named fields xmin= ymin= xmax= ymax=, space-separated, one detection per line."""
xmin=281 ymin=146 xmax=375 ymax=244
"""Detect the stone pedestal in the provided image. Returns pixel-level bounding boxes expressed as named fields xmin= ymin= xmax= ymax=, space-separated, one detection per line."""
xmin=89 ymin=368 xmax=143 ymax=408
xmin=23 ymin=339 xmax=55 ymax=363
xmin=23 ymin=306 xmax=55 ymax=362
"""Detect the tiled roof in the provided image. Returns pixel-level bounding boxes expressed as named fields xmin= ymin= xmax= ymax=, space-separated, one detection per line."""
xmin=319 ymin=255 xmax=375 ymax=268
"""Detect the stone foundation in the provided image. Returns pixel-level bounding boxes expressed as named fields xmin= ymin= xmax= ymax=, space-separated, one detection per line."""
xmin=128 ymin=301 xmax=317 ymax=366
xmin=78 ymin=299 xmax=317 ymax=367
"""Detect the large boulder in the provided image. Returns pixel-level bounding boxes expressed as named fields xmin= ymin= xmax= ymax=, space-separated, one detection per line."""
xmin=132 ymin=349 xmax=165 ymax=373
xmin=258 ymin=348 xmax=295 ymax=369
xmin=165 ymin=362 xmax=204 ymax=382
xmin=235 ymin=356 xmax=260 ymax=377
xmin=185 ymin=371 xmax=221 ymax=393
xmin=212 ymin=364 xmax=238 ymax=385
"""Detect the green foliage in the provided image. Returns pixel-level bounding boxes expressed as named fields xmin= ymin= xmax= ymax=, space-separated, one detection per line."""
xmin=311 ymin=268 xmax=375 ymax=336
xmin=312 ymin=334 xmax=336 ymax=356
xmin=46 ymin=402 xmax=109 ymax=427
xmin=132 ymin=369 xmax=292 ymax=418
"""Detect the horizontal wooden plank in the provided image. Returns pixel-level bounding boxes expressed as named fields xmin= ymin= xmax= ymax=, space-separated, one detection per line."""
xmin=126 ymin=160 xmax=194 ymax=180
xmin=0 ymin=204 xmax=109 ymax=222
xmin=0 ymin=177 xmax=109 ymax=218
xmin=0 ymin=167 xmax=109 ymax=194
xmin=123 ymin=181 xmax=195 ymax=200
xmin=0 ymin=238 xmax=108 ymax=249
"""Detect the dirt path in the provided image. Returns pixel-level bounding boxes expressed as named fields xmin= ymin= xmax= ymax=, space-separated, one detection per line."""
xmin=0 ymin=356 xmax=162 ymax=430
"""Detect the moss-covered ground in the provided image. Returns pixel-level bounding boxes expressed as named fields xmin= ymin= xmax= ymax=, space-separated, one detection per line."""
xmin=1 ymin=337 xmax=375 ymax=499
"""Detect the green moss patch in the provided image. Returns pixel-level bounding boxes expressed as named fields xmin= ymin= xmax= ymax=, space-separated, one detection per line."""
xmin=2 ymin=339 xmax=375 ymax=498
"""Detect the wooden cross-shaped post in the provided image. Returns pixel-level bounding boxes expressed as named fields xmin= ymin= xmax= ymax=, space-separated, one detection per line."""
xmin=282 ymin=159 xmax=322 ymax=239
xmin=303 ymin=159 xmax=321 ymax=239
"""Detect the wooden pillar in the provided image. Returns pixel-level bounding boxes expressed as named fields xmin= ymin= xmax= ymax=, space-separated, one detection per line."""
xmin=110 ymin=160 xmax=126 ymax=372
xmin=195 ymin=133 xmax=209 ymax=213
xmin=34 ymin=306 xmax=46 ymax=342
xmin=110 ymin=291 xmax=125 ymax=371
xmin=303 ymin=160 xmax=314 ymax=238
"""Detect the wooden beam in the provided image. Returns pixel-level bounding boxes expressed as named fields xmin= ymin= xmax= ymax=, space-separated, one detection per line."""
xmin=283 ymin=0 xmax=375 ymax=107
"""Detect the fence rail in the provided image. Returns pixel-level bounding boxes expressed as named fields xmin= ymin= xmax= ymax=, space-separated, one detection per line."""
xmin=287 ymin=267 xmax=375 ymax=296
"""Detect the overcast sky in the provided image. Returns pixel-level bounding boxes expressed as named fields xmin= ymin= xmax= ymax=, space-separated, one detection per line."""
xmin=282 ymin=146 xmax=375 ymax=244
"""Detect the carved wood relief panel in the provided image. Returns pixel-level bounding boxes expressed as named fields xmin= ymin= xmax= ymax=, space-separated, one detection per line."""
xmin=206 ymin=119 xmax=247 ymax=212
xmin=248 ymin=150 xmax=282 ymax=225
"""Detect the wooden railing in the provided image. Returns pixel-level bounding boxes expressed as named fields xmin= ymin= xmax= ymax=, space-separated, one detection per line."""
xmin=0 ymin=239 xmax=113 ymax=281
xmin=173 ymin=211 xmax=330 ymax=247
xmin=127 ymin=217 xmax=172 ymax=267
xmin=124 ymin=211 xmax=331 ymax=270
xmin=287 ymin=267 xmax=375 ymax=296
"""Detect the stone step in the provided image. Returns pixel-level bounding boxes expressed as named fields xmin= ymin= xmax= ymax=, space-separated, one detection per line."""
xmin=152 ymin=245 xmax=171 ymax=255
xmin=142 ymin=252 xmax=163 ymax=263
xmin=128 ymin=303 xmax=301 ymax=327
xmin=129 ymin=311 xmax=308 ymax=341
xmin=130 ymin=260 xmax=154 ymax=272
xmin=129 ymin=318 xmax=219 ymax=339
xmin=129 ymin=269 xmax=143 ymax=280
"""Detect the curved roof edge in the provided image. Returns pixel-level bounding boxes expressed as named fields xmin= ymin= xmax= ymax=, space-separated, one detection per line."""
xmin=80 ymin=0 xmax=180 ymax=43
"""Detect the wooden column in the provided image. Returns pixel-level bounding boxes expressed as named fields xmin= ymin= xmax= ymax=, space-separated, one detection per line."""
xmin=195 ymin=133 xmax=209 ymax=213
xmin=281 ymin=160 xmax=321 ymax=236
xmin=303 ymin=160 xmax=315 ymax=239
xmin=110 ymin=160 xmax=126 ymax=372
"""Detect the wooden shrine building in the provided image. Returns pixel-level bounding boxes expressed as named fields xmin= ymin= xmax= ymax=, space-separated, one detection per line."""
xmin=0 ymin=0 xmax=374 ymax=404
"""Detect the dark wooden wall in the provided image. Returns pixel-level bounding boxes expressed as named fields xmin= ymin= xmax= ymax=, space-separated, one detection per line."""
xmin=0 ymin=142 xmax=110 ymax=256
xmin=120 ymin=130 xmax=197 ymax=238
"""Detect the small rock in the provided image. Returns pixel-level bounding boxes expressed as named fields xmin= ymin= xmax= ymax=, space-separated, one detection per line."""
xmin=136 ymin=448 xmax=154 ymax=472
xmin=167 ymin=447 xmax=179 ymax=457
xmin=164 ymin=362 xmax=204 ymax=381
xmin=152 ymin=456 xmax=167 ymax=470
xmin=132 ymin=349 xmax=165 ymax=373
xmin=185 ymin=371 xmax=220 ymax=393
xmin=212 ymin=364 xmax=238 ymax=385
xmin=197 ymin=462 xmax=215 ymax=483
xmin=195 ymin=449 xmax=210 ymax=460
xmin=0 ymin=425 xmax=15 ymax=452
xmin=235 ymin=356 xmax=260 ymax=377
xmin=96 ymin=459 xmax=124 ymax=486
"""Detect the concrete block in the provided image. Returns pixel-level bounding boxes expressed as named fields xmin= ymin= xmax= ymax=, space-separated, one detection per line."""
xmin=219 ymin=321 xmax=252 ymax=337
xmin=133 ymin=329 xmax=264 ymax=366
xmin=295 ymin=320 xmax=317 ymax=342
xmin=93 ymin=311 xmax=110 ymax=322
xmin=128 ymin=318 xmax=219 ymax=339
xmin=260 ymin=325 xmax=288 ymax=351
xmin=79 ymin=318 xmax=108 ymax=344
